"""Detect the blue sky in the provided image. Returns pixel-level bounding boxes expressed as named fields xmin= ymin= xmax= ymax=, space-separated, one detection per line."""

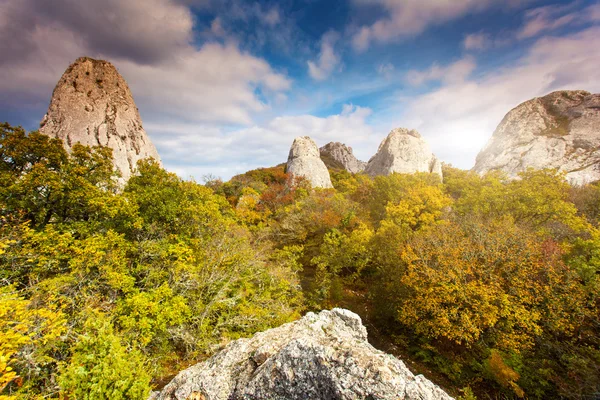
xmin=1 ymin=0 xmax=599 ymax=180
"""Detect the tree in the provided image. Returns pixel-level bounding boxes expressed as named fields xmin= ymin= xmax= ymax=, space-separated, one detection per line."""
xmin=380 ymin=216 xmax=591 ymax=398
xmin=59 ymin=315 xmax=151 ymax=400
xmin=448 ymin=167 xmax=587 ymax=234
xmin=0 ymin=286 xmax=65 ymax=398
xmin=366 ymin=172 xmax=446 ymax=226
xmin=0 ymin=123 xmax=127 ymax=230
xmin=311 ymin=223 xmax=374 ymax=305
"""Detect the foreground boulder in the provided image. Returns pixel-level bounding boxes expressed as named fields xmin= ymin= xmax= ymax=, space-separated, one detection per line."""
xmin=286 ymin=136 xmax=333 ymax=188
xmin=365 ymin=128 xmax=443 ymax=179
xmin=152 ymin=309 xmax=453 ymax=400
xmin=320 ymin=142 xmax=366 ymax=173
xmin=473 ymin=90 xmax=600 ymax=185
xmin=39 ymin=56 xmax=161 ymax=181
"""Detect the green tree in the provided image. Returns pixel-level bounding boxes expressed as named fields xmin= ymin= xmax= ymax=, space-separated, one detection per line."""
xmin=59 ymin=315 xmax=151 ymax=400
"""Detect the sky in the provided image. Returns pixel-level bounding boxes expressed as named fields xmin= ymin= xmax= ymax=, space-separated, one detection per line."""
xmin=1 ymin=0 xmax=599 ymax=181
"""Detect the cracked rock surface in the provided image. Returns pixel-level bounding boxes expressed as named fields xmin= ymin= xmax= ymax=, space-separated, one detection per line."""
xmin=39 ymin=57 xmax=161 ymax=181
xmin=474 ymin=90 xmax=600 ymax=185
xmin=286 ymin=136 xmax=333 ymax=188
xmin=365 ymin=128 xmax=443 ymax=180
xmin=151 ymin=309 xmax=453 ymax=400
xmin=320 ymin=142 xmax=366 ymax=173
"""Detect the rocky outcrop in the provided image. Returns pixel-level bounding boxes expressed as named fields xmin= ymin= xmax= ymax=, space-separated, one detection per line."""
xmin=39 ymin=56 xmax=161 ymax=181
xmin=286 ymin=136 xmax=333 ymax=188
xmin=365 ymin=128 xmax=443 ymax=179
xmin=473 ymin=90 xmax=600 ymax=185
xmin=319 ymin=142 xmax=366 ymax=173
xmin=152 ymin=309 xmax=453 ymax=400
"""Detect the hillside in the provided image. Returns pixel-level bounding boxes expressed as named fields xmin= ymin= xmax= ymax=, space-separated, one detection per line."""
xmin=2 ymin=121 xmax=600 ymax=400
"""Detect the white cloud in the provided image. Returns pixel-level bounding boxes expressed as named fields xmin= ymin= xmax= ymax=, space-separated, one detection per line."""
xmin=517 ymin=3 xmax=579 ymax=39
xmin=0 ymin=0 xmax=291 ymax=126
xmin=151 ymin=104 xmax=376 ymax=180
xmin=396 ymin=27 xmax=600 ymax=170
xmin=308 ymin=31 xmax=341 ymax=81
xmin=350 ymin=0 xmax=519 ymax=51
xmin=463 ymin=32 xmax=492 ymax=50
xmin=121 ymin=43 xmax=290 ymax=125
xmin=405 ymin=57 xmax=476 ymax=86
xmin=462 ymin=3 xmax=600 ymax=52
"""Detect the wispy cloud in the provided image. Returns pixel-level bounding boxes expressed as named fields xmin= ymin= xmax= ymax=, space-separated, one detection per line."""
xmin=518 ymin=3 xmax=580 ymax=39
xmin=377 ymin=63 xmax=395 ymax=79
xmin=462 ymin=32 xmax=492 ymax=50
xmin=350 ymin=0 xmax=523 ymax=52
xmin=308 ymin=31 xmax=341 ymax=81
xmin=398 ymin=27 xmax=600 ymax=169
xmin=405 ymin=57 xmax=476 ymax=86
xmin=462 ymin=2 xmax=600 ymax=52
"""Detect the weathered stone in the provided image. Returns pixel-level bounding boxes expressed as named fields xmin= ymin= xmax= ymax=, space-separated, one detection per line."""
xmin=286 ymin=136 xmax=333 ymax=188
xmin=39 ymin=56 xmax=161 ymax=181
xmin=473 ymin=90 xmax=600 ymax=185
xmin=151 ymin=309 xmax=453 ymax=400
xmin=320 ymin=142 xmax=366 ymax=173
xmin=365 ymin=128 xmax=443 ymax=179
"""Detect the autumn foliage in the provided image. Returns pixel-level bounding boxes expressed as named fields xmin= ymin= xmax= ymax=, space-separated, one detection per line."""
xmin=1 ymin=123 xmax=599 ymax=399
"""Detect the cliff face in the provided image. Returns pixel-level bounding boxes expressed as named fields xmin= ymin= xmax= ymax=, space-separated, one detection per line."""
xmin=286 ymin=136 xmax=333 ymax=188
xmin=474 ymin=90 xmax=600 ymax=185
xmin=319 ymin=142 xmax=366 ymax=173
xmin=151 ymin=309 xmax=453 ymax=400
xmin=365 ymin=128 xmax=443 ymax=179
xmin=39 ymin=57 xmax=161 ymax=181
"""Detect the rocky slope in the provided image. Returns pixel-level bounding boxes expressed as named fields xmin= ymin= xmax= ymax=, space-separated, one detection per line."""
xmin=319 ymin=142 xmax=366 ymax=173
xmin=286 ymin=136 xmax=333 ymax=188
xmin=365 ymin=128 xmax=443 ymax=179
xmin=473 ymin=90 xmax=600 ymax=185
xmin=39 ymin=56 xmax=161 ymax=181
xmin=151 ymin=309 xmax=453 ymax=400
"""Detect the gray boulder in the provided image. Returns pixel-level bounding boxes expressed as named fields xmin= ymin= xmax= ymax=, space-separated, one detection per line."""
xmin=320 ymin=142 xmax=366 ymax=173
xmin=151 ymin=309 xmax=453 ymax=400
xmin=287 ymin=136 xmax=333 ymax=188
xmin=39 ymin=56 xmax=161 ymax=181
xmin=473 ymin=90 xmax=600 ymax=185
xmin=365 ymin=128 xmax=443 ymax=179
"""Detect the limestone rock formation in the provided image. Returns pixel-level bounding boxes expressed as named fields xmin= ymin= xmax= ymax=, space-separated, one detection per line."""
xmin=39 ymin=57 xmax=161 ymax=181
xmin=319 ymin=142 xmax=366 ymax=173
xmin=473 ymin=90 xmax=600 ymax=185
xmin=151 ymin=309 xmax=453 ymax=400
xmin=286 ymin=136 xmax=333 ymax=188
xmin=365 ymin=128 xmax=443 ymax=179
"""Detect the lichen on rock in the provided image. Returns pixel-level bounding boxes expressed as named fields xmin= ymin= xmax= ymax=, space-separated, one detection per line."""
xmin=473 ymin=90 xmax=600 ymax=185
xmin=151 ymin=309 xmax=453 ymax=400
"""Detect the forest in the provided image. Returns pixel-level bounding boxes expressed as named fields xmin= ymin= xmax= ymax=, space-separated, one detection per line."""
xmin=1 ymin=122 xmax=599 ymax=399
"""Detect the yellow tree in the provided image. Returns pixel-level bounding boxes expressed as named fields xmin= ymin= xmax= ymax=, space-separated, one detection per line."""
xmin=0 ymin=286 xmax=65 ymax=398
xmin=393 ymin=217 xmax=586 ymax=397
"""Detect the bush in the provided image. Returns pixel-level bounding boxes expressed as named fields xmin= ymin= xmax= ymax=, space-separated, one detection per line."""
xmin=59 ymin=316 xmax=151 ymax=400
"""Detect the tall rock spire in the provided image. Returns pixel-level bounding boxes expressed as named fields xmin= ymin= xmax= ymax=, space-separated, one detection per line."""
xmin=39 ymin=56 xmax=161 ymax=181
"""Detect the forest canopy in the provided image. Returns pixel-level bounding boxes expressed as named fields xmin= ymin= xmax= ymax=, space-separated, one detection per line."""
xmin=1 ymin=123 xmax=599 ymax=399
